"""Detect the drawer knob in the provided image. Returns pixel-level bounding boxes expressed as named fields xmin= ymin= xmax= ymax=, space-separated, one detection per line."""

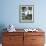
xmin=32 ymin=39 xmax=36 ymax=40
xmin=9 ymin=38 xmax=14 ymax=40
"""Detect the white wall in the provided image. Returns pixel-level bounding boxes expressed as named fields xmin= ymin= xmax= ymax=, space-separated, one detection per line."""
xmin=0 ymin=0 xmax=46 ymax=29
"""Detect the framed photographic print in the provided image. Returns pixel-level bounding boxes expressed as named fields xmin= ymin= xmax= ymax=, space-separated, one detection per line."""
xmin=19 ymin=5 xmax=34 ymax=23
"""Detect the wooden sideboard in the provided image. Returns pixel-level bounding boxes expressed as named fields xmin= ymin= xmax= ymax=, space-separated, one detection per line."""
xmin=2 ymin=30 xmax=45 ymax=46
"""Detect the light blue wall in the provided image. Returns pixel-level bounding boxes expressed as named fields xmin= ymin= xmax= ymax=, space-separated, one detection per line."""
xmin=0 ymin=0 xmax=46 ymax=30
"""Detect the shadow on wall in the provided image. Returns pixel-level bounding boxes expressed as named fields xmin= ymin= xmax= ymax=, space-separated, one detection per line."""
xmin=0 ymin=24 xmax=7 ymax=43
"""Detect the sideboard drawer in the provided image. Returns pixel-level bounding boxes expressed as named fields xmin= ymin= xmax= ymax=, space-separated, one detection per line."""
xmin=24 ymin=32 xmax=44 ymax=36
xmin=32 ymin=36 xmax=44 ymax=44
xmin=3 ymin=32 xmax=23 ymax=36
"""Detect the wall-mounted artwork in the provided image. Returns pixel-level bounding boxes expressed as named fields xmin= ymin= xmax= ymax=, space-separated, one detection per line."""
xmin=19 ymin=5 xmax=34 ymax=23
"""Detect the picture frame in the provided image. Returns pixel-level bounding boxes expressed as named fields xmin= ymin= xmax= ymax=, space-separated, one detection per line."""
xmin=19 ymin=5 xmax=34 ymax=23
